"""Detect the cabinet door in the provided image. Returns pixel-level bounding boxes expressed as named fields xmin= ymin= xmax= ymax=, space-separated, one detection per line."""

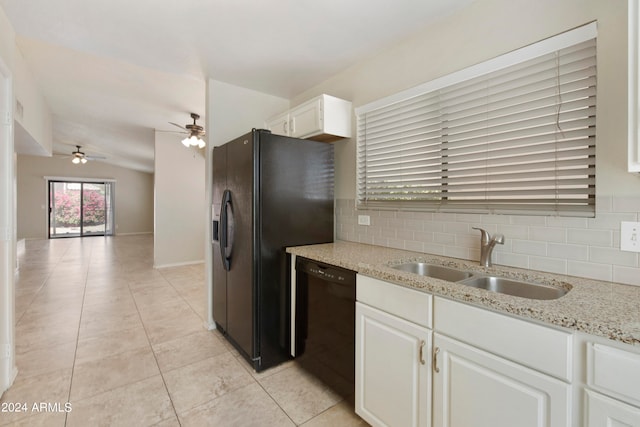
xmin=265 ymin=112 xmax=289 ymax=136
xmin=433 ymin=333 xmax=571 ymax=427
xmin=355 ymin=302 xmax=431 ymax=427
xmin=586 ymin=390 xmax=640 ymax=427
xmin=289 ymin=98 xmax=322 ymax=139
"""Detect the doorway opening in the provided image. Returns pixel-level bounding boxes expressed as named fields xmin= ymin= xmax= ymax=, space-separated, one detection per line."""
xmin=48 ymin=180 xmax=115 ymax=238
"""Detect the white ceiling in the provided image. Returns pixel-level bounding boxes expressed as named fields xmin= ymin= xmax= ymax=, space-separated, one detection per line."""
xmin=1 ymin=0 xmax=474 ymax=172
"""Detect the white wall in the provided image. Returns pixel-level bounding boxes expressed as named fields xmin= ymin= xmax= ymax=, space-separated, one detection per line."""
xmin=292 ymin=0 xmax=640 ymax=286
xmin=204 ymin=79 xmax=289 ymax=328
xmin=16 ymin=154 xmax=154 ymax=239
xmin=0 ymin=4 xmax=16 ymax=399
xmin=207 ymin=79 xmax=290 ymax=147
xmin=294 ymin=0 xmax=633 ymax=199
xmin=0 ymin=6 xmax=14 ymax=70
xmin=13 ymin=47 xmax=52 ymax=156
xmin=154 ymin=131 xmax=205 ymax=268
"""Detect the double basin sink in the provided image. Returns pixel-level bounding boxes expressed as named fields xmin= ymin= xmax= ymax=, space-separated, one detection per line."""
xmin=392 ymin=262 xmax=567 ymax=300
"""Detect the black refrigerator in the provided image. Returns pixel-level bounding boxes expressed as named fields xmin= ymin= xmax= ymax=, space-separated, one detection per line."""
xmin=211 ymin=129 xmax=334 ymax=372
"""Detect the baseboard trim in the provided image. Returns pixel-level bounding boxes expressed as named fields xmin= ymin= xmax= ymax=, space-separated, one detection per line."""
xmin=16 ymin=238 xmax=25 ymax=254
xmin=115 ymin=232 xmax=153 ymax=236
xmin=204 ymin=320 xmax=217 ymax=331
xmin=154 ymin=259 xmax=205 ymax=269
xmin=0 ymin=363 xmax=17 ymax=400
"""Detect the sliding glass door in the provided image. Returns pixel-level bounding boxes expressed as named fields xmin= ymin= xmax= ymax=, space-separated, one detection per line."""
xmin=49 ymin=180 xmax=115 ymax=238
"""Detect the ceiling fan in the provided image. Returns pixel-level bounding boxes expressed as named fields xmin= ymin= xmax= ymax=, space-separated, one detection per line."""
xmin=167 ymin=113 xmax=206 ymax=148
xmin=70 ymin=145 xmax=105 ymax=164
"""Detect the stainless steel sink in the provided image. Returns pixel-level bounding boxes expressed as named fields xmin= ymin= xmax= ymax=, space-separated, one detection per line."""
xmin=458 ymin=276 xmax=567 ymax=300
xmin=391 ymin=262 xmax=568 ymax=300
xmin=392 ymin=263 xmax=473 ymax=282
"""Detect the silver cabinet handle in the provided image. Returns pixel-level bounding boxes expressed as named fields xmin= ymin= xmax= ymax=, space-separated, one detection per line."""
xmin=419 ymin=340 xmax=426 ymax=365
xmin=283 ymin=122 xmax=288 ymax=133
xmin=433 ymin=347 xmax=440 ymax=373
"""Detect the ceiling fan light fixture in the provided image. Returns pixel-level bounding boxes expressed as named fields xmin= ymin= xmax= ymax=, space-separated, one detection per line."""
xmin=182 ymin=135 xmax=197 ymax=147
xmin=71 ymin=145 xmax=88 ymax=165
xmin=182 ymin=134 xmax=205 ymax=148
xmin=174 ymin=113 xmax=206 ymax=148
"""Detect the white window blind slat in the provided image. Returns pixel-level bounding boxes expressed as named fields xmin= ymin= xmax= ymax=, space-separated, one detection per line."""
xmin=438 ymin=45 xmax=596 ymax=105
xmin=443 ymin=117 xmax=595 ymax=149
xmin=363 ymin=165 xmax=596 ymax=184
xmin=442 ymin=83 xmax=596 ymax=129
xmin=440 ymin=60 xmax=596 ymax=116
xmin=356 ymin=24 xmax=597 ymax=217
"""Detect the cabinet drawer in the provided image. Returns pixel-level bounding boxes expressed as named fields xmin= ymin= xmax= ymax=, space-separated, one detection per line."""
xmin=434 ymin=297 xmax=573 ymax=382
xmin=356 ymin=274 xmax=432 ymax=329
xmin=585 ymin=389 xmax=640 ymax=426
xmin=587 ymin=342 xmax=640 ymax=407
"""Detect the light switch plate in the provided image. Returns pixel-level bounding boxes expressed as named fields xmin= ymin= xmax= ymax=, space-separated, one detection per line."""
xmin=620 ymin=221 xmax=640 ymax=252
xmin=358 ymin=215 xmax=371 ymax=226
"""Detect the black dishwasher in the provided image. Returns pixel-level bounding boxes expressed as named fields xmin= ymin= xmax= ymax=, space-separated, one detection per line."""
xmin=294 ymin=257 xmax=356 ymax=394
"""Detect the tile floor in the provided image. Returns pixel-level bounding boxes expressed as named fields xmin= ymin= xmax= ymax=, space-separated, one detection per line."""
xmin=1 ymin=235 xmax=367 ymax=426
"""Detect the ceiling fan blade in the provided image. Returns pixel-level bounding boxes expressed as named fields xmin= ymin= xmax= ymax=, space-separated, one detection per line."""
xmin=85 ymin=155 xmax=106 ymax=160
xmin=169 ymin=122 xmax=188 ymax=131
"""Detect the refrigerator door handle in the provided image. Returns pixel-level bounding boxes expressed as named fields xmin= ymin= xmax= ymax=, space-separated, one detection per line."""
xmin=225 ymin=198 xmax=235 ymax=267
xmin=212 ymin=220 xmax=219 ymax=243
xmin=220 ymin=189 xmax=232 ymax=271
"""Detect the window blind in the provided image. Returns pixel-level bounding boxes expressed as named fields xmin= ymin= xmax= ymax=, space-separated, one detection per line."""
xmin=357 ymin=24 xmax=597 ymax=217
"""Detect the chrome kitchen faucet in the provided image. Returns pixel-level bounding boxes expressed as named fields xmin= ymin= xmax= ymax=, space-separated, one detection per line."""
xmin=472 ymin=227 xmax=504 ymax=267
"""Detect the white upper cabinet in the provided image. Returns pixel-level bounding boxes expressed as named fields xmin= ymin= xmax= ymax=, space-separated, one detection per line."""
xmin=265 ymin=94 xmax=352 ymax=142
xmin=265 ymin=111 xmax=289 ymax=137
xmin=289 ymin=97 xmax=323 ymax=139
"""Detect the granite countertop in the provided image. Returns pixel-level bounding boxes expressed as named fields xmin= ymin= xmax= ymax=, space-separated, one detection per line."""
xmin=287 ymin=241 xmax=640 ymax=347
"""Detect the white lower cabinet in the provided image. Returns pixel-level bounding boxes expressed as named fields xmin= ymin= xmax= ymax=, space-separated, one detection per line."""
xmin=432 ymin=296 xmax=572 ymax=427
xmin=432 ymin=333 xmax=571 ymax=427
xmin=583 ymin=339 xmax=640 ymax=426
xmin=353 ymin=276 xmax=592 ymax=427
xmin=355 ymin=274 xmax=432 ymax=427
xmin=585 ymin=390 xmax=640 ymax=426
xmin=355 ymin=302 xmax=431 ymax=427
